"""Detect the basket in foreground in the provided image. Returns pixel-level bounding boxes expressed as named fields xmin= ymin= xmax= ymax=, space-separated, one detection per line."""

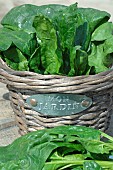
xmin=0 ymin=58 xmax=113 ymax=135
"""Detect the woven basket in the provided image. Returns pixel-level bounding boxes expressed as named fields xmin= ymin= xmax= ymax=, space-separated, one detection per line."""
xmin=0 ymin=58 xmax=113 ymax=135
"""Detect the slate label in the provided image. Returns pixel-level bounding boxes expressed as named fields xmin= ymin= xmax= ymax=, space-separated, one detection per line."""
xmin=26 ymin=93 xmax=92 ymax=117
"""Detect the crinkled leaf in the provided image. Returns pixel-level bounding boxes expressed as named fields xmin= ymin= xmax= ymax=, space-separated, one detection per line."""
xmin=54 ymin=3 xmax=89 ymax=50
xmin=0 ymin=28 xmax=36 ymax=56
xmin=54 ymin=3 xmax=78 ymax=50
xmin=76 ymin=48 xmax=88 ymax=75
xmin=0 ymin=155 xmax=40 ymax=170
xmin=0 ymin=126 xmax=113 ymax=169
xmin=1 ymin=4 xmax=66 ymax=33
xmin=103 ymin=37 xmax=113 ymax=68
xmin=88 ymin=37 xmax=113 ymax=74
xmin=53 ymin=4 xmax=90 ymax=76
xmin=29 ymin=48 xmax=42 ymax=73
xmin=68 ymin=46 xmax=77 ymax=76
xmin=83 ymin=161 xmax=103 ymax=170
xmin=49 ymin=125 xmax=101 ymax=140
xmin=74 ymin=21 xmax=90 ymax=51
xmin=33 ymin=14 xmax=62 ymax=74
xmin=78 ymin=8 xmax=110 ymax=33
xmin=10 ymin=30 xmax=37 ymax=56
xmin=0 ymin=28 xmax=12 ymax=51
xmin=3 ymin=47 xmax=29 ymax=71
xmin=104 ymin=36 xmax=113 ymax=54
xmin=0 ymin=129 xmax=47 ymax=163
xmin=92 ymin=22 xmax=113 ymax=41
xmin=68 ymin=46 xmax=88 ymax=76
xmin=0 ymin=129 xmax=59 ymax=170
xmin=78 ymin=138 xmax=113 ymax=154
xmin=88 ymin=43 xmax=109 ymax=74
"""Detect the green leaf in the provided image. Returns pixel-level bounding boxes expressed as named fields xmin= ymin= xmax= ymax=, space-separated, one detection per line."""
xmin=68 ymin=46 xmax=88 ymax=76
xmin=103 ymin=37 xmax=113 ymax=68
xmin=0 ymin=28 xmax=36 ymax=56
xmin=76 ymin=48 xmax=88 ymax=75
xmin=33 ymin=14 xmax=62 ymax=74
xmin=1 ymin=4 xmax=66 ymax=33
xmin=1 ymin=3 xmax=112 ymax=76
xmin=104 ymin=36 xmax=113 ymax=54
xmin=10 ymin=30 xmax=37 ymax=56
xmin=52 ymin=4 xmax=91 ymax=76
xmin=72 ymin=167 xmax=82 ymax=170
xmin=68 ymin=46 xmax=78 ymax=76
xmin=0 ymin=28 xmax=12 ymax=51
xmin=78 ymin=138 xmax=113 ymax=154
xmin=78 ymin=8 xmax=110 ymax=33
xmin=54 ymin=3 xmax=78 ymax=50
xmin=48 ymin=125 xmax=101 ymax=140
xmin=74 ymin=21 xmax=90 ymax=51
xmin=88 ymin=43 xmax=109 ymax=74
xmin=54 ymin=3 xmax=88 ymax=51
xmin=88 ymin=36 xmax=113 ymax=74
xmin=29 ymin=48 xmax=42 ymax=73
xmin=3 ymin=47 xmax=29 ymax=71
xmin=83 ymin=161 xmax=103 ymax=170
xmin=92 ymin=22 xmax=113 ymax=41
xmin=0 ymin=126 xmax=113 ymax=169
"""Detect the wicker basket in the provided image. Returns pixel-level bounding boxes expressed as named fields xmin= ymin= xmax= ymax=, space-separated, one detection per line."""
xmin=0 ymin=58 xmax=113 ymax=135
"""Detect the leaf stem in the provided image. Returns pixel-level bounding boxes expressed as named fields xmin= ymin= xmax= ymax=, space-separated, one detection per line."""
xmin=45 ymin=159 xmax=113 ymax=168
xmin=100 ymin=131 xmax=113 ymax=142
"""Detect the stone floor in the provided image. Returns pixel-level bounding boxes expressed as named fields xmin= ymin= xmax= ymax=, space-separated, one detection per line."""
xmin=0 ymin=0 xmax=113 ymax=146
xmin=0 ymin=83 xmax=21 ymax=145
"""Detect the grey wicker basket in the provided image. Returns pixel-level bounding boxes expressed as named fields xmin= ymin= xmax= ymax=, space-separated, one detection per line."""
xmin=0 ymin=58 xmax=113 ymax=135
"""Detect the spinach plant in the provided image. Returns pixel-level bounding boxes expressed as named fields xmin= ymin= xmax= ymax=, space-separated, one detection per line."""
xmin=0 ymin=3 xmax=113 ymax=75
xmin=0 ymin=125 xmax=113 ymax=169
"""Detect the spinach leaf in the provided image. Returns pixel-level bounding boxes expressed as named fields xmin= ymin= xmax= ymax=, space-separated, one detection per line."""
xmin=74 ymin=21 xmax=90 ymax=51
xmin=88 ymin=43 xmax=108 ymax=74
xmin=0 ymin=126 xmax=113 ymax=169
xmin=78 ymin=8 xmax=110 ymax=33
xmin=48 ymin=124 xmax=101 ymax=140
xmin=0 ymin=3 xmax=113 ymax=76
xmin=0 ymin=28 xmax=36 ymax=56
xmin=83 ymin=161 xmax=103 ymax=170
xmin=68 ymin=46 xmax=78 ymax=76
xmin=0 ymin=28 xmax=12 ymax=51
xmin=3 ymin=47 xmax=29 ymax=71
xmin=92 ymin=22 xmax=113 ymax=41
xmin=1 ymin=4 xmax=66 ymax=33
xmin=53 ymin=3 xmax=78 ymax=50
xmin=69 ymin=46 xmax=88 ymax=76
xmin=29 ymin=48 xmax=41 ymax=73
xmin=88 ymin=35 xmax=113 ymax=74
xmin=33 ymin=14 xmax=62 ymax=74
xmin=10 ymin=30 xmax=37 ymax=56
xmin=52 ymin=3 xmax=90 ymax=76
xmin=103 ymin=37 xmax=113 ymax=68
xmin=53 ymin=3 xmax=89 ymax=51
xmin=78 ymin=138 xmax=113 ymax=154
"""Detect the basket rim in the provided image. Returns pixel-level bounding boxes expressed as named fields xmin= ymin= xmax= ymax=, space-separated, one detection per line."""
xmin=0 ymin=57 xmax=112 ymax=79
xmin=1 ymin=57 xmax=113 ymax=93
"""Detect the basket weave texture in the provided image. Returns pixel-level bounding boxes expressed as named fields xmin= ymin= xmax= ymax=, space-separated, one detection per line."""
xmin=0 ymin=58 xmax=113 ymax=135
